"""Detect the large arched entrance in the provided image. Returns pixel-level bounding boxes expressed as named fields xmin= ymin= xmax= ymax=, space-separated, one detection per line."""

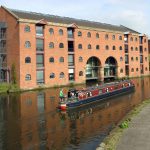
xmin=104 ymin=57 xmax=117 ymax=82
xmin=86 ymin=57 xmax=101 ymax=80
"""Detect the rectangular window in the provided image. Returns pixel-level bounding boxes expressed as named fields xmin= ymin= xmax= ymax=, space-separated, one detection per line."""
xmin=139 ymin=37 xmax=143 ymax=44
xmin=125 ymin=65 xmax=129 ymax=76
xmin=139 ymin=46 xmax=143 ymax=53
xmin=68 ymin=41 xmax=74 ymax=52
xmin=67 ymin=29 xmax=74 ymax=38
xmin=68 ymin=69 xmax=75 ymax=81
xmin=36 ymin=54 xmax=44 ymax=67
xmin=124 ymin=44 xmax=128 ymax=53
xmin=37 ymin=92 xmax=45 ymax=113
xmin=36 ymin=70 xmax=44 ymax=84
xmin=140 ymin=55 xmax=143 ymax=63
xmin=125 ymin=55 xmax=129 ymax=64
xmin=36 ymin=39 xmax=44 ymax=51
xmin=68 ymin=54 xmax=74 ymax=66
xmin=36 ymin=26 xmax=44 ymax=36
xmin=0 ymin=28 xmax=6 ymax=39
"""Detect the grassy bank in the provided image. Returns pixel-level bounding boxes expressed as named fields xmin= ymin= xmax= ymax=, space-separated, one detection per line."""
xmin=101 ymin=99 xmax=150 ymax=150
xmin=0 ymin=83 xmax=20 ymax=93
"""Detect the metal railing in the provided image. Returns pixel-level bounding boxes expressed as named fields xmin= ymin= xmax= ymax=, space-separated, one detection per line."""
xmin=0 ymin=48 xmax=6 ymax=53
xmin=0 ymin=62 xmax=7 ymax=68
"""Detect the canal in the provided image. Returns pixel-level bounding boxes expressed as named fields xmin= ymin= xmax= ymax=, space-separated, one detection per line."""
xmin=0 ymin=77 xmax=150 ymax=150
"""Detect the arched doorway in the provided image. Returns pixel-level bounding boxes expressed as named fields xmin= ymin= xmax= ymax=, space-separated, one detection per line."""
xmin=86 ymin=57 xmax=101 ymax=80
xmin=104 ymin=57 xmax=117 ymax=81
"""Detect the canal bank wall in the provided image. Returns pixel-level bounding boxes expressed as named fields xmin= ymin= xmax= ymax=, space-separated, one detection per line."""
xmin=96 ymin=98 xmax=150 ymax=150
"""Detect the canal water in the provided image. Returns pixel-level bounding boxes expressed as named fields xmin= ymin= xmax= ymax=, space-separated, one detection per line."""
xmin=0 ymin=77 xmax=150 ymax=150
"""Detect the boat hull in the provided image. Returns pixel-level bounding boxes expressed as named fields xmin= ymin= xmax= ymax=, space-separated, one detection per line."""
xmin=59 ymin=85 xmax=135 ymax=110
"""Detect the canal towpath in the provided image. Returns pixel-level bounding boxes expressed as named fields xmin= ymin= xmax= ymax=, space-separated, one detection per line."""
xmin=96 ymin=99 xmax=150 ymax=150
xmin=116 ymin=102 xmax=150 ymax=150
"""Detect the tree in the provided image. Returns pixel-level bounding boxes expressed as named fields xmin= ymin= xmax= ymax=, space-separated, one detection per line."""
xmin=11 ymin=63 xmax=17 ymax=84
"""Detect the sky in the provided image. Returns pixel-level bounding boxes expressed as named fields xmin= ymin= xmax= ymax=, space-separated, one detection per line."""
xmin=1 ymin=0 xmax=150 ymax=38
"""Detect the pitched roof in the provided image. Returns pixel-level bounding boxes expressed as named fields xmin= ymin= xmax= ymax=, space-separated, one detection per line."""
xmin=6 ymin=7 xmax=139 ymax=34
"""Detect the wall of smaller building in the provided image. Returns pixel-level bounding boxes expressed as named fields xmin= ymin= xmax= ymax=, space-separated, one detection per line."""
xmin=0 ymin=7 xmax=20 ymax=85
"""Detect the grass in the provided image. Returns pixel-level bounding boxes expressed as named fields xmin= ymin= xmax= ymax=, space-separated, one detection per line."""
xmin=0 ymin=83 xmax=20 ymax=93
xmin=103 ymin=99 xmax=150 ymax=150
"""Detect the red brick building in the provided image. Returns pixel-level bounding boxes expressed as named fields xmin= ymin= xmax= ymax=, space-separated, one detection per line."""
xmin=0 ymin=6 xmax=149 ymax=89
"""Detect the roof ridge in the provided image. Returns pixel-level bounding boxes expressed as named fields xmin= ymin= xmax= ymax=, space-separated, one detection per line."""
xmin=3 ymin=6 xmax=140 ymax=34
xmin=9 ymin=8 xmax=122 ymax=28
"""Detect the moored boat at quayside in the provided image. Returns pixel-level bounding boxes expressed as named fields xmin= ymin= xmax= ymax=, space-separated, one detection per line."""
xmin=58 ymin=80 xmax=135 ymax=111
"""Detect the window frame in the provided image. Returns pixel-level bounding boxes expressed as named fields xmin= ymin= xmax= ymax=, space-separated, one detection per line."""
xmin=25 ymin=57 xmax=31 ymax=63
xmin=24 ymin=25 xmax=30 ymax=32
xmin=59 ymin=29 xmax=63 ymax=35
xmin=25 ymin=41 xmax=31 ymax=48
xmin=49 ymin=57 xmax=55 ymax=63
xmin=25 ymin=74 xmax=31 ymax=81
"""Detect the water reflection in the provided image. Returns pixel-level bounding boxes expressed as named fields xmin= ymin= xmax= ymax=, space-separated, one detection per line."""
xmin=0 ymin=77 xmax=150 ymax=150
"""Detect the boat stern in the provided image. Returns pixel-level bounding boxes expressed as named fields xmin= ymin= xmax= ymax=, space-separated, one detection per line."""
xmin=58 ymin=103 xmax=67 ymax=111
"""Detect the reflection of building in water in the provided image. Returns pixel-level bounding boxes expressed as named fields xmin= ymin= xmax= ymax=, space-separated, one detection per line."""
xmin=0 ymin=78 xmax=150 ymax=150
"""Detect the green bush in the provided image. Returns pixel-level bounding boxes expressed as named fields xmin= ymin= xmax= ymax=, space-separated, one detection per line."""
xmin=119 ymin=120 xmax=129 ymax=129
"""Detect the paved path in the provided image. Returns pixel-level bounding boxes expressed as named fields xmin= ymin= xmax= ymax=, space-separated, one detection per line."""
xmin=117 ymin=104 xmax=150 ymax=150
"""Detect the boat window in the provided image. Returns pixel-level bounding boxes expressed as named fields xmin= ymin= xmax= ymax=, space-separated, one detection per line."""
xmin=106 ymin=88 xmax=109 ymax=92
xmin=99 ymin=89 xmax=102 ymax=94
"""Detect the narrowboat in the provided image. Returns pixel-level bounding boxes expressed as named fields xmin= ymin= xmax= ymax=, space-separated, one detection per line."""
xmin=58 ymin=80 xmax=135 ymax=110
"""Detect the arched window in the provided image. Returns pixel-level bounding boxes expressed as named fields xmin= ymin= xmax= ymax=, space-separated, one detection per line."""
xmin=88 ymin=44 xmax=92 ymax=49
xmin=135 ymin=37 xmax=138 ymax=41
xmin=59 ymin=57 xmax=64 ymax=62
xmin=25 ymin=74 xmax=31 ymax=80
xmin=59 ymin=29 xmax=63 ymax=35
xmin=131 ymin=57 xmax=134 ymax=61
xmin=119 ymin=46 xmax=122 ymax=50
xmin=120 ymin=69 xmax=123 ymax=73
xmin=49 ymin=42 xmax=54 ymax=48
xmin=49 ymin=28 xmax=54 ymax=35
xmin=24 ymin=25 xmax=30 ymax=32
xmin=59 ymin=43 xmax=64 ymax=48
xmin=96 ymin=45 xmax=100 ymax=50
xmin=112 ymin=35 xmax=115 ymax=40
xmin=145 ymin=57 xmax=147 ymax=61
xmin=130 ymin=37 xmax=133 ymax=41
xmin=78 ymin=31 xmax=82 ymax=36
xmin=120 ymin=57 xmax=123 ymax=61
xmin=59 ymin=72 xmax=64 ymax=78
xmin=145 ymin=67 xmax=148 ymax=71
xmin=131 ymin=68 xmax=134 ymax=72
xmin=131 ymin=47 xmax=133 ymax=51
xmin=96 ymin=33 xmax=99 ymax=38
xmin=25 ymin=41 xmax=31 ymax=48
xmin=105 ymin=34 xmax=109 ymax=40
xmin=79 ymin=56 xmax=83 ymax=62
xmin=49 ymin=57 xmax=54 ymax=63
xmin=135 ymin=47 xmax=138 ymax=51
xmin=136 ymin=57 xmax=138 ymax=61
xmin=87 ymin=32 xmax=91 ymax=37
xmin=50 ymin=73 xmax=55 ymax=78
xmin=112 ymin=46 xmax=116 ymax=50
xmin=78 ymin=44 xmax=82 ymax=49
xmin=136 ymin=68 xmax=139 ymax=72
xmin=79 ymin=71 xmax=83 ymax=76
xmin=105 ymin=45 xmax=109 ymax=50
xmin=119 ymin=35 xmax=122 ymax=40
xmin=25 ymin=57 xmax=31 ymax=63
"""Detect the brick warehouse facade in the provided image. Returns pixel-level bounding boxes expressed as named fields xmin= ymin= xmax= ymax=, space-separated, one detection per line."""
xmin=0 ymin=6 xmax=149 ymax=89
